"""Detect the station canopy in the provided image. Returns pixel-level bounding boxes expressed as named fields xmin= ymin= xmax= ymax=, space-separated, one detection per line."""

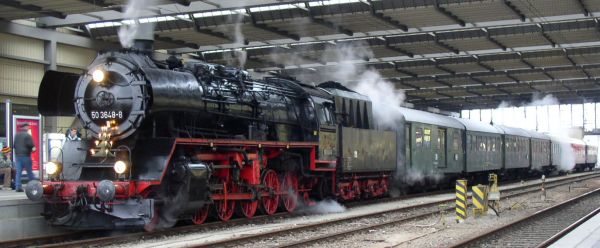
xmin=3 ymin=0 xmax=600 ymax=112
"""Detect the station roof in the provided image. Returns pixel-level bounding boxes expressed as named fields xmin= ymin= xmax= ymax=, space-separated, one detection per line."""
xmin=2 ymin=0 xmax=600 ymax=112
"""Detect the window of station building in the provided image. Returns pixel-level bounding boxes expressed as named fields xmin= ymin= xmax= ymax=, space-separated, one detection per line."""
xmin=416 ymin=128 xmax=423 ymax=148
xmin=424 ymin=128 xmax=431 ymax=148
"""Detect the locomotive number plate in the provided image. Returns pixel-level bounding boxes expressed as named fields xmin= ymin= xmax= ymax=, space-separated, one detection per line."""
xmin=91 ymin=111 xmax=123 ymax=120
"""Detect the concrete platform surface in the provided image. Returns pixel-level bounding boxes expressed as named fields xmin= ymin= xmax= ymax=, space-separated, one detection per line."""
xmin=0 ymin=188 xmax=68 ymax=241
xmin=549 ymin=210 xmax=600 ymax=248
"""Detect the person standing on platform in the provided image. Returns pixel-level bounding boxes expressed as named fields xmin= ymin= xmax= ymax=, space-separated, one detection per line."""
xmin=0 ymin=147 xmax=13 ymax=190
xmin=66 ymin=128 xmax=81 ymax=141
xmin=13 ymin=123 xmax=37 ymax=192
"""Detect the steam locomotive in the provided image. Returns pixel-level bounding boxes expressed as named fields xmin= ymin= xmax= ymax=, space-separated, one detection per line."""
xmin=27 ymin=38 xmax=596 ymax=230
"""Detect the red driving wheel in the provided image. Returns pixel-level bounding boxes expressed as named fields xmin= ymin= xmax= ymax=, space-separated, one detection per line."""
xmin=191 ymin=205 xmax=210 ymax=225
xmin=260 ymin=170 xmax=280 ymax=215
xmin=214 ymin=180 xmax=236 ymax=221
xmin=236 ymin=185 xmax=258 ymax=218
xmin=280 ymin=172 xmax=299 ymax=212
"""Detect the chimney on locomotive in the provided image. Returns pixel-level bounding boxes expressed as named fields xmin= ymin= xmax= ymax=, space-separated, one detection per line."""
xmin=131 ymin=23 xmax=154 ymax=55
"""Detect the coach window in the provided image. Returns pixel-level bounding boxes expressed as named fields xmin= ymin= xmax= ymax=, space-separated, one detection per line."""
xmin=453 ymin=132 xmax=459 ymax=151
xmin=424 ymin=128 xmax=431 ymax=148
xmin=467 ymin=135 xmax=472 ymax=151
xmin=416 ymin=128 xmax=423 ymax=148
xmin=492 ymin=138 xmax=496 ymax=152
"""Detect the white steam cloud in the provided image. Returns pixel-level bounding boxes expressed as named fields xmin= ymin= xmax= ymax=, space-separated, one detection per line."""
xmin=498 ymin=93 xmax=559 ymax=109
xmin=118 ymin=0 xmax=157 ymax=48
xmin=219 ymin=10 xmax=247 ymax=68
xmin=295 ymin=42 xmax=406 ymax=128
xmin=559 ymin=141 xmax=576 ymax=171
xmin=296 ymin=199 xmax=346 ymax=215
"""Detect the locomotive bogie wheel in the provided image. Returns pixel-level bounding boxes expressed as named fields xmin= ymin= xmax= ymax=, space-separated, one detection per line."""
xmin=191 ymin=205 xmax=210 ymax=225
xmin=260 ymin=170 xmax=280 ymax=215
xmin=280 ymin=172 xmax=299 ymax=213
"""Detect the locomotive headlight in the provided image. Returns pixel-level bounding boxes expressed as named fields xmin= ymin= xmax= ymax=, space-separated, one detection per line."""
xmin=92 ymin=69 xmax=105 ymax=83
xmin=114 ymin=160 xmax=128 ymax=174
xmin=45 ymin=161 xmax=62 ymax=175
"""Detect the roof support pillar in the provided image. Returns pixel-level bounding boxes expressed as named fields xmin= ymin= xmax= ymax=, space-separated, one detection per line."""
xmin=44 ymin=39 xmax=57 ymax=71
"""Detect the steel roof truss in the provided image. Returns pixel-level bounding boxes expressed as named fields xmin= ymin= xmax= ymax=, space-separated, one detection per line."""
xmin=303 ymin=3 xmax=354 ymax=36
xmin=575 ymin=0 xmax=590 ymax=17
xmin=434 ymin=0 xmax=465 ymax=26
xmin=246 ymin=8 xmax=300 ymax=41
xmin=366 ymin=0 xmax=408 ymax=32
xmin=0 ymin=0 xmax=66 ymax=19
xmin=503 ymin=0 xmax=526 ymax=22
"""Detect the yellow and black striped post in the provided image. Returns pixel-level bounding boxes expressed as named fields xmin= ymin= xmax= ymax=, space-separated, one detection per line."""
xmin=455 ymin=179 xmax=468 ymax=222
xmin=472 ymin=185 xmax=488 ymax=217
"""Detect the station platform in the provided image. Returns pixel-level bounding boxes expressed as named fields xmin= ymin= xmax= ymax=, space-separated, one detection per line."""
xmin=0 ymin=189 xmax=68 ymax=241
xmin=549 ymin=209 xmax=600 ymax=248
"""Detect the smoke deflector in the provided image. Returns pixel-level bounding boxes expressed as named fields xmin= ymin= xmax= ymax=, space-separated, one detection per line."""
xmin=38 ymin=70 xmax=80 ymax=116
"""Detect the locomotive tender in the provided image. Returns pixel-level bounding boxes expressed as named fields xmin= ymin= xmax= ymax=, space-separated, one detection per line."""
xmin=27 ymin=38 xmax=596 ymax=230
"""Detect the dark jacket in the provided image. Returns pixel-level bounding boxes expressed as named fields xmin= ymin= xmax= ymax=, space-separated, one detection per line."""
xmin=13 ymin=131 xmax=34 ymax=156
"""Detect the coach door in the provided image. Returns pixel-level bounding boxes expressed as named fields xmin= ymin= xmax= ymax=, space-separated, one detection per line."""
xmin=406 ymin=125 xmax=411 ymax=168
xmin=437 ymin=129 xmax=447 ymax=168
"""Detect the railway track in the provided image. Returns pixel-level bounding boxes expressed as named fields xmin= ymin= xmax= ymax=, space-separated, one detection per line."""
xmin=256 ymin=172 xmax=600 ymax=248
xmin=450 ymin=184 xmax=600 ymax=248
xmin=3 ymin=171 xmax=598 ymax=248
xmin=135 ymin=172 xmax=600 ymax=248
